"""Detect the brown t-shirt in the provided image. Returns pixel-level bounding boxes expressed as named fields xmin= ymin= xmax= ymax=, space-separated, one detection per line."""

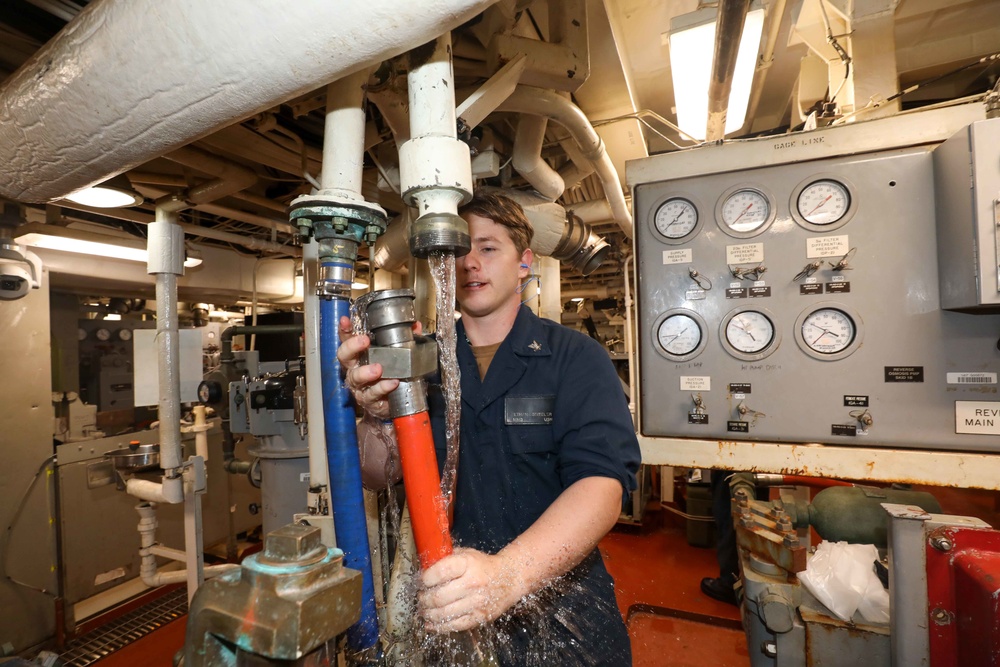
xmin=470 ymin=342 xmax=502 ymax=381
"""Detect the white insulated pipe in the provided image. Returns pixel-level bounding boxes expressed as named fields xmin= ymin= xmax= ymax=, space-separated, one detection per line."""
xmin=399 ymin=33 xmax=473 ymax=215
xmin=512 ymin=115 xmax=565 ymax=201
xmin=498 ymin=87 xmax=633 ymax=238
xmin=192 ymin=405 xmax=209 ymax=463
xmin=321 ymin=69 xmax=371 ymax=198
xmin=135 ymin=503 xmax=237 ymax=588
xmin=303 ymin=240 xmax=330 ymax=495
xmin=0 ymin=0 xmax=500 ymax=203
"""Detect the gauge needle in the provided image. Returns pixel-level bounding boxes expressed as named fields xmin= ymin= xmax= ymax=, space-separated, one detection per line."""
xmin=806 ymin=322 xmax=839 ymax=342
xmin=663 ymin=327 xmax=689 ymax=344
xmin=734 ymin=318 xmax=755 ymax=341
xmin=731 ymin=203 xmax=753 ymax=224
xmin=807 ymin=195 xmax=832 ymax=216
xmin=666 ymin=211 xmax=684 ymax=228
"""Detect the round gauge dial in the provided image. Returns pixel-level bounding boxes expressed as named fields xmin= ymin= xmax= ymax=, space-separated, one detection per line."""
xmin=801 ymin=308 xmax=855 ymax=354
xmin=77 ymin=327 xmax=87 ymax=341
xmin=657 ymin=313 xmax=702 ymax=356
xmin=95 ymin=328 xmax=111 ymax=342
xmin=797 ymin=179 xmax=851 ymax=225
xmin=654 ymin=198 xmax=698 ymax=239
xmin=721 ymin=189 xmax=771 ymax=233
xmin=117 ymin=329 xmax=132 ymax=341
xmin=725 ymin=311 xmax=774 ymax=354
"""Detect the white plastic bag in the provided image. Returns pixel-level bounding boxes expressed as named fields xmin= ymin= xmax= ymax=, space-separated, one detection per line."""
xmin=799 ymin=541 xmax=889 ymax=623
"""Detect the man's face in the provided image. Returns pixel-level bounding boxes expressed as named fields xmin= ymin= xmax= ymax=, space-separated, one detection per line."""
xmin=456 ymin=213 xmax=532 ymax=320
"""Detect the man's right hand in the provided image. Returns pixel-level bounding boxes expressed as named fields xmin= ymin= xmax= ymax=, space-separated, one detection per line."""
xmin=337 ymin=315 xmax=399 ymax=420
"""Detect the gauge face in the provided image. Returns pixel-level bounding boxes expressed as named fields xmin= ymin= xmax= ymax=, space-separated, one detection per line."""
xmin=657 ymin=314 xmax=702 ymax=356
xmin=721 ymin=189 xmax=770 ymax=233
xmin=95 ymin=328 xmax=111 ymax=342
xmin=654 ymin=198 xmax=698 ymax=239
xmin=77 ymin=328 xmax=87 ymax=341
xmin=801 ymin=308 xmax=855 ymax=354
xmin=117 ymin=329 xmax=132 ymax=341
xmin=725 ymin=311 xmax=774 ymax=354
xmin=797 ymin=180 xmax=850 ymax=225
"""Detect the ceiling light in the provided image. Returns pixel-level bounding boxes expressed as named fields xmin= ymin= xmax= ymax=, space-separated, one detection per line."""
xmin=62 ymin=174 xmax=144 ymax=208
xmin=14 ymin=224 xmax=201 ymax=268
xmin=351 ymin=280 xmax=368 ymax=290
xmin=669 ymin=4 xmax=765 ymax=141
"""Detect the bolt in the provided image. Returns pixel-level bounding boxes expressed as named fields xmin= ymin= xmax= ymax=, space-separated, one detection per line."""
xmin=931 ymin=608 xmax=953 ymax=626
xmin=930 ymin=534 xmax=953 ymax=552
xmin=248 ymin=502 xmax=259 ymax=515
xmin=264 ymin=523 xmax=323 ymax=563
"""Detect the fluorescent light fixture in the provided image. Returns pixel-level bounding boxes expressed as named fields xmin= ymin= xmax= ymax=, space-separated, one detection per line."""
xmin=62 ymin=174 xmax=144 ymax=208
xmin=570 ymin=297 xmax=585 ymax=302
xmin=351 ymin=280 xmax=368 ymax=290
xmin=14 ymin=224 xmax=202 ymax=268
xmin=104 ymin=313 xmax=122 ymax=321
xmin=669 ymin=4 xmax=765 ymax=141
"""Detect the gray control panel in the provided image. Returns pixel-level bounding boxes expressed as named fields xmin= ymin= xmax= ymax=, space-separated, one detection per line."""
xmin=634 ymin=140 xmax=1000 ymax=452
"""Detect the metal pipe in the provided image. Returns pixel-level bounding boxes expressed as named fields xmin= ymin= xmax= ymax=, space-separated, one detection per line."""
xmin=744 ymin=0 xmax=787 ymax=133
xmin=497 ymin=87 xmax=633 ymax=238
xmin=706 ymin=0 xmax=752 ymax=141
xmin=0 ymin=0 xmax=500 ymax=203
xmin=302 ymin=240 xmax=330 ymax=504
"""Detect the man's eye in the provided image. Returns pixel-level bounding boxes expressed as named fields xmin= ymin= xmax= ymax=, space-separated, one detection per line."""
xmin=481 ymin=246 xmax=495 ymax=253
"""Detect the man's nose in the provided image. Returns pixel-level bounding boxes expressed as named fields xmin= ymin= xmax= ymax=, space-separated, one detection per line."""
xmin=458 ymin=251 xmax=479 ymax=271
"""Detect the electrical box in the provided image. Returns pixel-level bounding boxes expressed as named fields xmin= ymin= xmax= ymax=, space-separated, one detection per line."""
xmin=934 ymin=118 xmax=1000 ymax=312
xmin=632 ymin=127 xmax=1000 ymax=452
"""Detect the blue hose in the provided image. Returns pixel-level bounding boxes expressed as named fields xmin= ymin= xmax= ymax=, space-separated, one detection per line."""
xmin=320 ymin=295 xmax=379 ymax=653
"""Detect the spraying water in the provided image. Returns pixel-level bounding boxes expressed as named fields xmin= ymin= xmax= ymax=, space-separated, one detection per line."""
xmin=428 ymin=252 xmax=462 ymax=513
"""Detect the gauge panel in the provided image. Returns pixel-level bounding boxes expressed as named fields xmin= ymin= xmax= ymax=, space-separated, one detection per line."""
xmin=790 ymin=175 xmax=858 ymax=232
xmin=794 ymin=303 xmax=864 ymax=361
xmin=715 ymin=185 xmax=777 ymax=238
xmin=651 ymin=309 xmax=708 ymax=362
xmin=650 ymin=194 xmax=703 ymax=244
xmin=720 ymin=307 xmax=780 ymax=361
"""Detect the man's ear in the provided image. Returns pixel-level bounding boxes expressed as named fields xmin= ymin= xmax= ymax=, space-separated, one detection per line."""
xmin=520 ymin=248 xmax=534 ymax=275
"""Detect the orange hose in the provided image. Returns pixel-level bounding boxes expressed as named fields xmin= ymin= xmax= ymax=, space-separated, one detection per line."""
xmin=781 ymin=475 xmax=854 ymax=488
xmin=393 ymin=412 xmax=453 ymax=569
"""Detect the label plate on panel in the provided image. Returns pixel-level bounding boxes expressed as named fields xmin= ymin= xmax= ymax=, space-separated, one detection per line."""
xmin=832 ymin=424 xmax=858 ymax=436
xmin=806 ymin=235 xmax=849 ymax=258
xmin=663 ymin=248 xmax=693 ymax=265
xmin=885 ymin=366 xmax=924 ymax=383
xmin=680 ymin=376 xmax=711 ymax=391
xmin=947 ymin=372 xmax=998 ymax=385
xmin=955 ymin=401 xmax=1000 ymax=434
xmin=688 ymin=414 xmax=709 ymax=425
xmin=727 ymin=421 xmax=749 ymax=433
xmin=726 ymin=243 xmax=764 ymax=264
xmin=844 ymin=395 xmax=869 ymax=407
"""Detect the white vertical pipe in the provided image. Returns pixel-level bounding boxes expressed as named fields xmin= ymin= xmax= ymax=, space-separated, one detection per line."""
xmin=193 ymin=405 xmax=209 ymax=462
xmin=184 ymin=478 xmax=205 ymax=603
xmin=321 ymin=69 xmax=371 ymax=198
xmin=303 ymin=240 xmax=330 ymax=493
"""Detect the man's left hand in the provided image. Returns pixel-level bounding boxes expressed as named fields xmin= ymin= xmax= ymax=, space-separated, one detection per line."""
xmin=418 ymin=548 xmax=526 ymax=633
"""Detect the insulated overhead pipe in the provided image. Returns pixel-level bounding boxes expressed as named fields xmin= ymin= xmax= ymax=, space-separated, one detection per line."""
xmin=364 ymin=290 xmax=452 ymax=568
xmin=706 ymin=0 xmax=752 ymax=141
xmin=0 ymin=0 xmax=500 ymax=203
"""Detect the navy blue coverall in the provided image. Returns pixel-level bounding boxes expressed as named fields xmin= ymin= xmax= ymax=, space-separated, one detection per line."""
xmin=428 ymin=305 xmax=641 ymax=666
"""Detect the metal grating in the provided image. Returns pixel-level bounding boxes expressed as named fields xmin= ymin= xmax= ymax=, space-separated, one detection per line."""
xmin=59 ymin=588 xmax=188 ymax=667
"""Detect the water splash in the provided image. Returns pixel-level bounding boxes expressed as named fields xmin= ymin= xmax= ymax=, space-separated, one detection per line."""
xmin=428 ymin=252 xmax=461 ymax=516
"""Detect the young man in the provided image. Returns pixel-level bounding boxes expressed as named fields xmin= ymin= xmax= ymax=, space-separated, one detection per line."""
xmin=338 ymin=191 xmax=640 ymax=664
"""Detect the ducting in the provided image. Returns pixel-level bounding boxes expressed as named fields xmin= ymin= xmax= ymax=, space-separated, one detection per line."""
xmin=512 ymin=115 xmax=565 ymax=200
xmin=496 ymin=86 xmax=633 ymax=238
xmin=0 ymin=0 xmax=500 ymax=203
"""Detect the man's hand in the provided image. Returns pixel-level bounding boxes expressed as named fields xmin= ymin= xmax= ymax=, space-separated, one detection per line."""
xmin=418 ymin=548 xmax=527 ymax=633
xmin=337 ymin=315 xmax=399 ymax=420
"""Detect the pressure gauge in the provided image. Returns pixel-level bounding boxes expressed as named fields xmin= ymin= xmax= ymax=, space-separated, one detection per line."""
xmin=653 ymin=197 xmax=699 ymax=240
xmin=725 ymin=311 xmax=774 ymax=354
xmin=117 ymin=329 xmax=133 ymax=342
xmin=77 ymin=328 xmax=87 ymax=341
xmin=794 ymin=303 xmax=864 ymax=360
xmin=790 ymin=175 xmax=857 ymax=231
xmin=95 ymin=328 xmax=111 ymax=342
xmin=652 ymin=309 xmax=707 ymax=361
xmin=716 ymin=186 xmax=775 ymax=237
xmin=796 ymin=180 xmax=850 ymax=225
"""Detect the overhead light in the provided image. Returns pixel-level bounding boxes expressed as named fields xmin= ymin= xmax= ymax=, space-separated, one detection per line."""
xmin=14 ymin=224 xmax=202 ymax=268
xmin=62 ymin=174 xmax=144 ymax=208
xmin=351 ymin=279 xmax=368 ymax=290
xmin=668 ymin=4 xmax=765 ymax=141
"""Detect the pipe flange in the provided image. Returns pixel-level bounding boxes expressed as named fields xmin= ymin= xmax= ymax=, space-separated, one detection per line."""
xmin=409 ymin=211 xmax=471 ymax=258
xmin=289 ymin=198 xmax=387 ymax=244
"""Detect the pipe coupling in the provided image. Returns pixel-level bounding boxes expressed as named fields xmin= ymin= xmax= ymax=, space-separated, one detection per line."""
xmin=316 ymin=261 xmax=355 ymax=299
xmin=552 ymin=211 xmax=610 ymax=276
xmin=409 ymin=211 xmax=471 ymax=258
xmin=289 ymin=196 xmax=387 ymax=245
xmin=388 ymin=379 xmax=429 ymax=418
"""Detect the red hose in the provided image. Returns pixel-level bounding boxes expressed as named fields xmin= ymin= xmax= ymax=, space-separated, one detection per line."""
xmin=393 ymin=412 xmax=453 ymax=569
xmin=781 ymin=475 xmax=854 ymax=488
